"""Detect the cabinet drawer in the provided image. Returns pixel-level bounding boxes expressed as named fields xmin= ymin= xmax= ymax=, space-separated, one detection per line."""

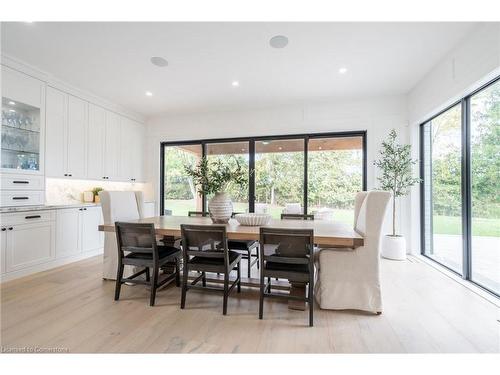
xmin=1 ymin=174 xmax=45 ymax=190
xmin=1 ymin=190 xmax=45 ymax=207
xmin=1 ymin=210 xmax=55 ymax=226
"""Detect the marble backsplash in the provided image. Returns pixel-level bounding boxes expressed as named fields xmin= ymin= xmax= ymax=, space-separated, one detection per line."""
xmin=45 ymin=178 xmax=153 ymax=205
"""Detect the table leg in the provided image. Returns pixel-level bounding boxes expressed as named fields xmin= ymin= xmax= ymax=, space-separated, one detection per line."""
xmin=288 ymin=282 xmax=306 ymax=310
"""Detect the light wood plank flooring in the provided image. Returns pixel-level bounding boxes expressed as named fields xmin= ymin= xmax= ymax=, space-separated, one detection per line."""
xmin=1 ymin=255 xmax=498 ymax=353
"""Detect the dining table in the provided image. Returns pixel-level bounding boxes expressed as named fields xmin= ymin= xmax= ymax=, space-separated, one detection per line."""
xmin=98 ymin=215 xmax=364 ymax=310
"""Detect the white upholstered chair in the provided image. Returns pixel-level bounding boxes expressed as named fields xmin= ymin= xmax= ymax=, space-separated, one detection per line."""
xmin=314 ymin=191 xmax=391 ymax=313
xmin=99 ymin=191 xmax=145 ymax=280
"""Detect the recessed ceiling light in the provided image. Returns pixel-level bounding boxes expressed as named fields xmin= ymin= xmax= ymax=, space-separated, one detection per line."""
xmin=150 ymin=56 xmax=168 ymax=67
xmin=270 ymin=35 xmax=289 ymax=49
xmin=318 ymin=146 xmax=322 ymax=150
xmin=232 ymin=81 xmax=240 ymax=87
xmin=145 ymin=91 xmax=153 ymax=97
xmin=8 ymin=101 xmax=16 ymax=106
xmin=339 ymin=67 xmax=348 ymax=74
xmin=241 ymin=148 xmax=245 ymax=152
xmin=262 ymin=141 xmax=270 ymax=145
xmin=278 ymin=146 xmax=283 ymax=150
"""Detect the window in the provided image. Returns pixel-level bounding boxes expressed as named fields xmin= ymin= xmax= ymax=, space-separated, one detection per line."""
xmin=420 ymin=77 xmax=499 ymax=296
xmin=255 ymin=139 xmax=304 ymax=218
xmin=308 ymin=136 xmax=364 ymax=225
xmin=206 ymin=141 xmax=250 ymax=213
xmin=161 ymin=131 xmax=366 ymax=221
xmin=163 ymin=144 xmax=203 ymax=216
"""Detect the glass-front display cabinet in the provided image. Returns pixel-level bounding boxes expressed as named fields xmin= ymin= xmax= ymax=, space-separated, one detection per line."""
xmin=1 ymin=97 xmax=41 ymax=171
xmin=1 ymin=65 xmax=44 ymax=174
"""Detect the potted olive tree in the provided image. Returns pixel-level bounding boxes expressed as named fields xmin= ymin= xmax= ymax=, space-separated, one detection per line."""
xmin=185 ymin=157 xmax=246 ymax=223
xmin=374 ymin=129 xmax=421 ymax=260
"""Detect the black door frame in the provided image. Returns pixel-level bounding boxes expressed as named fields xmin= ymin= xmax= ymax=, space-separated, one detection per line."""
xmin=160 ymin=130 xmax=367 ymax=217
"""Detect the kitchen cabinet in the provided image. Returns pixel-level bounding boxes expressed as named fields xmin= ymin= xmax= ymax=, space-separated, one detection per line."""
xmin=87 ymin=104 xmax=106 ymax=180
xmin=55 ymin=206 xmax=103 ymax=259
xmin=0 ymin=228 xmax=6 ymax=274
xmin=2 ymin=213 xmax=56 ymax=273
xmin=55 ymin=207 xmax=81 ymax=258
xmin=46 ymin=87 xmax=88 ymax=178
xmin=104 ymin=110 xmax=121 ymax=180
xmin=120 ymin=118 xmax=145 ymax=182
xmin=1 ymin=65 xmax=45 ymax=175
xmin=66 ymin=95 xmax=87 ymax=178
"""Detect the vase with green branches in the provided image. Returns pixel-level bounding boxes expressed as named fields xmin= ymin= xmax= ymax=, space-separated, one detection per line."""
xmin=185 ymin=156 xmax=247 ymax=223
xmin=374 ymin=129 xmax=421 ymax=259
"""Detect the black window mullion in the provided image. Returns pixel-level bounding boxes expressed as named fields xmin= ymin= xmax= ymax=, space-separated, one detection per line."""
xmin=249 ymin=139 xmax=255 ymax=213
xmin=462 ymin=97 xmax=472 ymax=280
xmin=303 ymin=136 xmax=308 ymax=215
xmin=201 ymin=142 xmax=207 ymax=214
xmin=160 ymin=144 xmax=165 ymax=216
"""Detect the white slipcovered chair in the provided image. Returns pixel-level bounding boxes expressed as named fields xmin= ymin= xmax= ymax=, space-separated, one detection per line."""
xmin=314 ymin=191 xmax=391 ymax=313
xmin=99 ymin=190 xmax=145 ymax=280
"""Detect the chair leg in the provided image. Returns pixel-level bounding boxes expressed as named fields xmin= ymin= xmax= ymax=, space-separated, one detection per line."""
xmin=145 ymin=267 xmax=150 ymax=282
xmin=247 ymin=250 xmax=251 ymax=278
xmin=259 ymin=273 xmax=265 ymax=320
xmin=223 ymin=273 xmax=229 ymax=315
xmin=114 ymin=264 xmax=124 ymax=301
xmin=175 ymin=258 xmax=181 ymax=287
xmin=149 ymin=267 xmax=159 ymax=306
xmin=202 ymin=271 xmax=207 ymax=287
xmin=267 ymin=277 xmax=271 ymax=292
xmin=309 ymin=275 xmax=314 ymax=327
xmin=237 ymin=261 xmax=241 ymax=293
xmin=180 ymin=264 xmax=188 ymax=309
xmin=256 ymin=247 xmax=260 ymax=269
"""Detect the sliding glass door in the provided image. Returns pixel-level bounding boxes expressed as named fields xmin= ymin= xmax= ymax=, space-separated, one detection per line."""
xmin=420 ymin=77 xmax=499 ymax=295
xmin=421 ymin=104 xmax=463 ymax=273
xmin=469 ymin=80 xmax=500 ymax=293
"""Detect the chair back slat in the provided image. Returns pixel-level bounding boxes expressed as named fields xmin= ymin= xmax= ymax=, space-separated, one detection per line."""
xmin=260 ymin=227 xmax=314 ymax=259
xmin=115 ymin=222 xmax=157 ymax=258
xmin=181 ymin=224 xmax=229 ymax=262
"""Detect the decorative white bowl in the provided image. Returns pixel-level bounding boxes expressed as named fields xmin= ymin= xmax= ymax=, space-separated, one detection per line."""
xmin=234 ymin=213 xmax=271 ymax=226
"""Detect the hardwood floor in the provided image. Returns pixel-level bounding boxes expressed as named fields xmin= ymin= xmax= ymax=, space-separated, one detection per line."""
xmin=1 ymin=255 xmax=498 ymax=353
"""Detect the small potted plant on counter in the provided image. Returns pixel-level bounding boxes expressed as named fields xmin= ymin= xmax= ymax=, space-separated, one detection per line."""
xmin=92 ymin=187 xmax=104 ymax=203
xmin=185 ymin=157 xmax=246 ymax=223
xmin=374 ymin=129 xmax=421 ymax=260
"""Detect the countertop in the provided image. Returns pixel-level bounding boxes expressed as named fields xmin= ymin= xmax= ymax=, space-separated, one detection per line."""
xmin=0 ymin=201 xmax=155 ymax=214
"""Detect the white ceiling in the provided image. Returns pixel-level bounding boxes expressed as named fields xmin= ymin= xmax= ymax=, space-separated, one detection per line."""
xmin=1 ymin=22 xmax=477 ymax=117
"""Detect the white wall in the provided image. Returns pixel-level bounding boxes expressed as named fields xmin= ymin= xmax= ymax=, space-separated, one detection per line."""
xmin=146 ymin=94 xmax=410 ymax=241
xmin=407 ymin=22 xmax=500 ymax=254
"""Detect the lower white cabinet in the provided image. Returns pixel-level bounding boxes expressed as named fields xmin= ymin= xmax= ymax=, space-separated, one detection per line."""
xmin=1 ymin=205 xmax=103 ymax=281
xmin=56 ymin=206 xmax=104 ymax=258
xmin=1 ymin=213 xmax=56 ymax=273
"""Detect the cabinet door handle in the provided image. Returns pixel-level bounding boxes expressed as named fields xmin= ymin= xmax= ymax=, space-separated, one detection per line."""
xmin=12 ymin=197 xmax=29 ymax=200
xmin=1 ymin=228 xmax=6 ymax=231
xmin=25 ymin=215 xmax=41 ymax=219
xmin=13 ymin=180 xmax=29 ymax=184
xmin=8 ymin=227 xmax=13 ymax=230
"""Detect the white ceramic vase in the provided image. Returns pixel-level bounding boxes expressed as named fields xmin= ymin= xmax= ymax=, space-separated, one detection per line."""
xmin=381 ymin=235 xmax=407 ymax=260
xmin=208 ymin=192 xmax=233 ymax=223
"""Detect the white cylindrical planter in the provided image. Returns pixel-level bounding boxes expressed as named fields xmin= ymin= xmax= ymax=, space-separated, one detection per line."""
xmin=208 ymin=192 xmax=233 ymax=223
xmin=381 ymin=235 xmax=407 ymax=260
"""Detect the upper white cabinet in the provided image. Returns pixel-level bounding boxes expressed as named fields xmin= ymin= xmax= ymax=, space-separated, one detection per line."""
xmin=1 ymin=65 xmax=45 ymax=174
xmin=46 ymin=88 xmax=88 ymax=179
xmin=103 ymin=110 xmax=121 ymax=181
xmin=66 ymin=95 xmax=88 ymax=178
xmin=87 ymin=104 xmax=106 ymax=180
xmin=119 ymin=117 xmax=144 ymax=182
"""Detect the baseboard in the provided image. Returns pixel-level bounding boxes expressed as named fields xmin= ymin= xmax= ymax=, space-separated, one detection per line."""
xmin=0 ymin=248 xmax=103 ymax=283
xmin=410 ymin=254 xmax=500 ymax=307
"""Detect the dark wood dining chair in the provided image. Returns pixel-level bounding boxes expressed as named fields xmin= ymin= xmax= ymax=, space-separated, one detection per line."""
xmin=259 ymin=227 xmax=315 ymax=326
xmin=281 ymin=213 xmax=315 ymax=220
xmin=180 ymin=224 xmax=242 ymax=315
xmin=114 ymin=222 xmax=181 ymax=306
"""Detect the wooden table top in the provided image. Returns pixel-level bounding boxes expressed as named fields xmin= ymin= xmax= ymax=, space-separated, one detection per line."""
xmin=99 ymin=215 xmax=364 ymax=248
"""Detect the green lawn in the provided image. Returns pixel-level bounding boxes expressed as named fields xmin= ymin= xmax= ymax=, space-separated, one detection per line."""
xmin=433 ymin=215 xmax=500 ymax=237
